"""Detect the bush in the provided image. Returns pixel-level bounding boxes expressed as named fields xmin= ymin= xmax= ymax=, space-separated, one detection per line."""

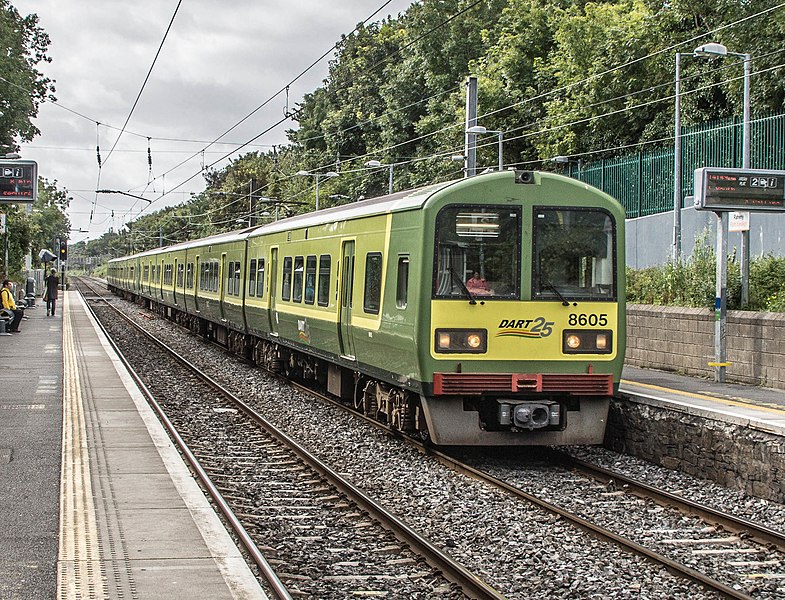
xmin=627 ymin=231 xmax=782 ymax=312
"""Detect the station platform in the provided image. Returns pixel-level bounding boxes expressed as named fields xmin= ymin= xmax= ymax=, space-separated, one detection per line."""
xmin=0 ymin=292 xmax=267 ymax=600
xmin=621 ymin=364 xmax=785 ymax=436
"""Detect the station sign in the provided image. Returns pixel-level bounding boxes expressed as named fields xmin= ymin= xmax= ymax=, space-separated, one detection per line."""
xmin=694 ymin=167 xmax=785 ymax=212
xmin=0 ymin=160 xmax=38 ymax=203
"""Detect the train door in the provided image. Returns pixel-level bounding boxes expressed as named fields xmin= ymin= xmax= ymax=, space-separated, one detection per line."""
xmin=338 ymin=240 xmax=356 ymax=359
xmin=219 ymin=252 xmax=227 ymax=321
xmin=159 ymin=259 xmax=164 ymax=300
xmin=194 ymin=256 xmax=200 ymax=312
xmin=268 ymin=247 xmax=278 ymax=335
xmin=173 ymin=258 xmax=179 ymax=306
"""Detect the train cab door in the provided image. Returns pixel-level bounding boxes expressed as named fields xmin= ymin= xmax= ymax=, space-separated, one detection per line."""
xmin=268 ymin=247 xmax=279 ymax=336
xmin=338 ymin=240 xmax=356 ymax=359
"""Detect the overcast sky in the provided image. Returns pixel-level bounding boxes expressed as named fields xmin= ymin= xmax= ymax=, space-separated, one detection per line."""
xmin=14 ymin=0 xmax=416 ymax=243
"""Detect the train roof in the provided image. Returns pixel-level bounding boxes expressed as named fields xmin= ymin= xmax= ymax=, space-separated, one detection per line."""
xmin=250 ymin=179 xmax=455 ymax=238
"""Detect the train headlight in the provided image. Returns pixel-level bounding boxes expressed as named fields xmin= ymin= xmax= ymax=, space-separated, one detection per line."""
xmin=562 ymin=330 xmax=613 ymax=354
xmin=435 ymin=329 xmax=487 ymax=353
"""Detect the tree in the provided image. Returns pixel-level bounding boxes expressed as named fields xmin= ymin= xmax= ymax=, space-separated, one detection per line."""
xmin=0 ymin=1 xmax=55 ymax=150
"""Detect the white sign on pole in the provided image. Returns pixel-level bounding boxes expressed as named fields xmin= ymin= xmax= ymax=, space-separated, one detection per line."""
xmin=728 ymin=211 xmax=750 ymax=232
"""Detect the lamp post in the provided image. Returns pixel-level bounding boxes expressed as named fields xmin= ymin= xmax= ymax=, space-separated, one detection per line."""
xmin=466 ymin=125 xmax=503 ymax=172
xmin=364 ymin=160 xmax=394 ymax=195
xmin=295 ymin=170 xmax=338 ymax=211
xmin=673 ymin=43 xmax=751 ymax=264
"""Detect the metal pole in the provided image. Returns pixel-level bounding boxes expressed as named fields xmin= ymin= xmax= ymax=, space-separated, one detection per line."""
xmin=465 ymin=76 xmax=478 ymax=177
xmin=497 ymin=132 xmax=503 ymax=171
xmin=740 ymin=54 xmax=751 ymax=307
xmin=673 ymin=52 xmax=683 ymax=263
xmin=315 ymin=174 xmax=320 ymax=211
xmin=714 ymin=211 xmax=728 ymax=383
xmin=387 ymin=164 xmax=393 ymax=195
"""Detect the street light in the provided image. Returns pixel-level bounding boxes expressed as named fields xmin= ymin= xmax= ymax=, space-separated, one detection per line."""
xmin=673 ymin=42 xmax=751 ymax=263
xmin=364 ymin=160 xmax=394 ymax=195
xmin=466 ymin=125 xmax=503 ymax=172
xmin=295 ymin=170 xmax=338 ymax=211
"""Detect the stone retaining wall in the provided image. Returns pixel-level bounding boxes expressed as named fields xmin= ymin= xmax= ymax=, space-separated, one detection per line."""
xmin=625 ymin=304 xmax=785 ymax=390
xmin=605 ymin=397 xmax=785 ymax=503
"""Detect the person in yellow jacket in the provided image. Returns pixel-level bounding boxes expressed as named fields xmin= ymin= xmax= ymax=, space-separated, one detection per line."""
xmin=1 ymin=279 xmax=23 ymax=333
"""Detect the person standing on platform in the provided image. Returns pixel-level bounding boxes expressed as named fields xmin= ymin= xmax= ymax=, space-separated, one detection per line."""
xmin=43 ymin=268 xmax=60 ymax=316
xmin=1 ymin=279 xmax=24 ymax=332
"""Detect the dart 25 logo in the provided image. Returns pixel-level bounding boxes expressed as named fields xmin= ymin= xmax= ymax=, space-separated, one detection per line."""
xmin=495 ymin=317 xmax=554 ymax=339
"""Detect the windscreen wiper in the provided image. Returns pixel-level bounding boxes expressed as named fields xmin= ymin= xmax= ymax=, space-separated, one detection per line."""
xmin=544 ymin=280 xmax=570 ymax=306
xmin=449 ymin=268 xmax=476 ymax=305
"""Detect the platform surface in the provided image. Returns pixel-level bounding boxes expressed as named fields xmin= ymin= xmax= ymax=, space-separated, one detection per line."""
xmin=0 ymin=291 xmax=267 ymax=600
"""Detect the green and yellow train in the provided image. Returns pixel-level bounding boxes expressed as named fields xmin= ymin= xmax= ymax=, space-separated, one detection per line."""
xmin=108 ymin=170 xmax=626 ymax=445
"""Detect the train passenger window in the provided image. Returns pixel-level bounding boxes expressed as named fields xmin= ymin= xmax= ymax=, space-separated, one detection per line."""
xmin=364 ymin=253 xmax=382 ymax=314
xmin=532 ymin=207 xmax=616 ymax=301
xmin=396 ymin=256 xmax=409 ymax=308
xmin=305 ymin=255 xmax=316 ymax=305
xmin=317 ymin=255 xmax=330 ymax=306
xmin=248 ymin=259 xmax=257 ymax=296
xmin=186 ymin=263 xmax=193 ymax=289
xmin=293 ymin=256 xmax=304 ymax=303
xmin=256 ymin=259 xmax=265 ymax=297
xmin=433 ymin=205 xmax=521 ymax=300
xmin=177 ymin=264 xmax=184 ymax=288
xmin=143 ymin=265 xmax=149 ymax=282
xmin=282 ymin=257 xmax=292 ymax=301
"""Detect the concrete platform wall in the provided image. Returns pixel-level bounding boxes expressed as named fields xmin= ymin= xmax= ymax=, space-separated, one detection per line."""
xmin=626 ymin=304 xmax=785 ymax=390
xmin=605 ymin=398 xmax=785 ymax=503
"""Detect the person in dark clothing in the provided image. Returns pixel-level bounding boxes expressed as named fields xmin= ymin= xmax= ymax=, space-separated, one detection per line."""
xmin=1 ymin=279 xmax=24 ymax=332
xmin=43 ymin=268 xmax=60 ymax=316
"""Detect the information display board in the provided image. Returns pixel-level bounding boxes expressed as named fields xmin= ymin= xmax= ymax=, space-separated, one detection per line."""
xmin=0 ymin=160 xmax=38 ymax=203
xmin=694 ymin=167 xmax=785 ymax=212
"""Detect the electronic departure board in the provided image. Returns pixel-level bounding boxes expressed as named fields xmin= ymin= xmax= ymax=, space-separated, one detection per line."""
xmin=0 ymin=160 xmax=38 ymax=203
xmin=694 ymin=167 xmax=785 ymax=212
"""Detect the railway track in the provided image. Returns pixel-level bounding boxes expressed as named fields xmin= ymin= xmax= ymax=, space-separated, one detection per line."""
xmin=76 ymin=277 xmax=504 ymax=600
xmin=79 ymin=277 xmax=785 ymax=598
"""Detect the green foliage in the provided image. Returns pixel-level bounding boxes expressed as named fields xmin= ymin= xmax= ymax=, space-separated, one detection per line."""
xmin=0 ymin=1 xmax=55 ymax=148
xmin=627 ymin=232 xmax=784 ymax=313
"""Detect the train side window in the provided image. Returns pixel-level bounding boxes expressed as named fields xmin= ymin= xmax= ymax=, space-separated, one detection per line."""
xmin=363 ymin=252 xmax=382 ymax=314
xmin=317 ymin=255 xmax=330 ymax=306
xmin=396 ymin=256 xmax=409 ymax=308
xmin=227 ymin=261 xmax=235 ymax=295
xmin=305 ymin=255 xmax=316 ymax=305
xmin=256 ymin=258 xmax=265 ymax=297
xmin=186 ymin=263 xmax=193 ymax=289
xmin=293 ymin=256 xmax=304 ymax=303
xmin=282 ymin=257 xmax=292 ymax=301
xmin=248 ymin=259 xmax=257 ymax=296
xmin=176 ymin=264 xmax=184 ymax=288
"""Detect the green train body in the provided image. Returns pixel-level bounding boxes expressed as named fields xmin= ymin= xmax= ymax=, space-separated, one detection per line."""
xmin=108 ymin=171 xmax=626 ymax=445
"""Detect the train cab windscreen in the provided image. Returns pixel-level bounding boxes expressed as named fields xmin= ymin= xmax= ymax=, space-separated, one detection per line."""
xmin=433 ymin=205 xmax=520 ymax=299
xmin=532 ymin=207 xmax=616 ymax=301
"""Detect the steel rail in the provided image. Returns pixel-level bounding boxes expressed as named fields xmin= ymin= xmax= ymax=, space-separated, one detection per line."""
xmin=420 ymin=446 xmax=756 ymax=600
xmin=81 ymin=279 xmax=507 ymax=600
xmin=556 ymin=452 xmax=785 ymax=551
